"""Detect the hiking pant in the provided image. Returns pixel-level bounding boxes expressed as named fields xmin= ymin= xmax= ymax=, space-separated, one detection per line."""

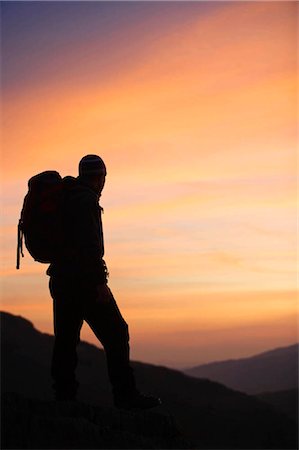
xmin=49 ymin=275 xmax=136 ymax=399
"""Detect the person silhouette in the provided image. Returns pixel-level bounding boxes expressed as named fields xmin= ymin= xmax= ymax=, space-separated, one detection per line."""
xmin=47 ymin=154 xmax=161 ymax=409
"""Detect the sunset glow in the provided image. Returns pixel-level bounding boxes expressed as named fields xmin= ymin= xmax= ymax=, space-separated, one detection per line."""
xmin=1 ymin=1 xmax=297 ymax=367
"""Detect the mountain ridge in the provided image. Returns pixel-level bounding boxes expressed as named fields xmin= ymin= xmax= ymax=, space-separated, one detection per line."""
xmin=185 ymin=342 xmax=299 ymax=367
xmin=184 ymin=343 xmax=298 ymax=395
xmin=1 ymin=311 xmax=297 ymax=449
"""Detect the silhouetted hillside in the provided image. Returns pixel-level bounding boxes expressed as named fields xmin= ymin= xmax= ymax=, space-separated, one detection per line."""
xmin=184 ymin=344 xmax=299 ymax=394
xmin=256 ymin=389 xmax=298 ymax=422
xmin=1 ymin=311 xmax=298 ymax=449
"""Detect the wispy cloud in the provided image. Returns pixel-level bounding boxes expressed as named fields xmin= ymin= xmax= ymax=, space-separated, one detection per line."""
xmin=1 ymin=1 xmax=297 ymax=366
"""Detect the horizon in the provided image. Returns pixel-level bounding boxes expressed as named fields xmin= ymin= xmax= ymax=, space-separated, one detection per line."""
xmin=1 ymin=309 xmax=298 ymax=370
xmin=1 ymin=1 xmax=297 ymax=368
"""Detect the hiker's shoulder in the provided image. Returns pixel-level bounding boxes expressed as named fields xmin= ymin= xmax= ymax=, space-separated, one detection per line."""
xmin=63 ymin=176 xmax=97 ymax=204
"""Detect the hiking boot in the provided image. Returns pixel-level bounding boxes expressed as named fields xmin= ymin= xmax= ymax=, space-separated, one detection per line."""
xmin=114 ymin=391 xmax=162 ymax=410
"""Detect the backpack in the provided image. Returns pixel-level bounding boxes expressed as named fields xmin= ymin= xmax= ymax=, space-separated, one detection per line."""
xmin=17 ymin=171 xmax=66 ymax=269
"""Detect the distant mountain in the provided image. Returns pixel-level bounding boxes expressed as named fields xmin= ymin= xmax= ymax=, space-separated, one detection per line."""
xmin=184 ymin=344 xmax=299 ymax=394
xmin=1 ymin=311 xmax=297 ymax=449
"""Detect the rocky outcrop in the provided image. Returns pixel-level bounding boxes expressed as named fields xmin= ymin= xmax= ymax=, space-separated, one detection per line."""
xmin=2 ymin=392 xmax=192 ymax=449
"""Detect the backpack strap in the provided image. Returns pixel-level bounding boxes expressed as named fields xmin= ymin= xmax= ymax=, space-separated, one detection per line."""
xmin=16 ymin=218 xmax=24 ymax=270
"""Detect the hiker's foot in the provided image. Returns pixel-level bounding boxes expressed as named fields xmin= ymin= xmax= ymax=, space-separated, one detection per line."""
xmin=114 ymin=391 xmax=162 ymax=410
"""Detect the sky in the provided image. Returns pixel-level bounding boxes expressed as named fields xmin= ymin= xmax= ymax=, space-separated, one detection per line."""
xmin=1 ymin=1 xmax=298 ymax=368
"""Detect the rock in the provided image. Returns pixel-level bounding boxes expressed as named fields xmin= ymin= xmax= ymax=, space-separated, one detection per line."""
xmin=2 ymin=392 xmax=193 ymax=449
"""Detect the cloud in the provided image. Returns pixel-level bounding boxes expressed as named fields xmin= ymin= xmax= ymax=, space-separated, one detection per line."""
xmin=1 ymin=1 xmax=297 ymax=367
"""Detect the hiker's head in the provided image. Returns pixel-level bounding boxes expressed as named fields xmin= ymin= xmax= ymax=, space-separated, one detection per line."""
xmin=79 ymin=154 xmax=107 ymax=194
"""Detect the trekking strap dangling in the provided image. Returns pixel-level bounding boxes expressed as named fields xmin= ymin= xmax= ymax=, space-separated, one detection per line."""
xmin=16 ymin=219 xmax=24 ymax=270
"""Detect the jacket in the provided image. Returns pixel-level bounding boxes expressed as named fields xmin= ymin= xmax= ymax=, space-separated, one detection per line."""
xmin=47 ymin=176 xmax=108 ymax=283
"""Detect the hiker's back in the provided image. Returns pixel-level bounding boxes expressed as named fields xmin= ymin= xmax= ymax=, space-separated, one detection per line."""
xmin=47 ymin=177 xmax=107 ymax=282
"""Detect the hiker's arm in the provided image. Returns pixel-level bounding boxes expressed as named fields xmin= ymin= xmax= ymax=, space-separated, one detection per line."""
xmin=72 ymin=195 xmax=106 ymax=281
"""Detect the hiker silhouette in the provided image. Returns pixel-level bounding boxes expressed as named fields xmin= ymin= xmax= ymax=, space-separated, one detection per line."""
xmin=47 ymin=155 xmax=161 ymax=409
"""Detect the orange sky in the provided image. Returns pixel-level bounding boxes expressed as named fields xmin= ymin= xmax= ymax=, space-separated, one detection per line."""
xmin=1 ymin=1 xmax=297 ymax=367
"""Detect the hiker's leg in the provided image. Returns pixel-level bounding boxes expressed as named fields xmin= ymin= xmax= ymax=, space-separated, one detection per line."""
xmin=50 ymin=276 xmax=83 ymax=399
xmin=83 ymin=284 xmax=136 ymax=398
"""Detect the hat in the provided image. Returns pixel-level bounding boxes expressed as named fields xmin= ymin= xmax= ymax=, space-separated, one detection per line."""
xmin=79 ymin=154 xmax=106 ymax=177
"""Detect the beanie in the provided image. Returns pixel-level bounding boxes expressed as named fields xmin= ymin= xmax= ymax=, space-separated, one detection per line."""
xmin=79 ymin=154 xmax=107 ymax=177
